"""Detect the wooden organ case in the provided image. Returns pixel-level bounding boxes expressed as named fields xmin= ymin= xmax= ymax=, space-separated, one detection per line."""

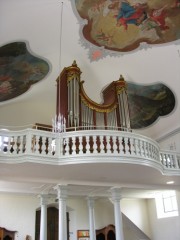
xmin=57 ymin=61 xmax=131 ymax=131
xmin=0 ymin=227 xmax=16 ymax=240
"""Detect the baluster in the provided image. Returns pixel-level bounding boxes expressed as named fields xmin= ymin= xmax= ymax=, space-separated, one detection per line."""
xmin=10 ymin=136 xmax=15 ymax=154
xmin=130 ymin=138 xmax=136 ymax=156
xmin=68 ymin=137 xmax=72 ymax=155
xmin=154 ymin=146 xmax=157 ymax=160
xmin=71 ymin=136 xmax=76 ymax=155
xmin=164 ymin=154 xmax=168 ymax=167
xmin=86 ymin=136 xmax=90 ymax=154
xmin=137 ymin=139 xmax=141 ymax=156
xmin=139 ymin=140 xmax=143 ymax=156
xmin=154 ymin=146 xmax=158 ymax=160
xmin=89 ymin=136 xmax=93 ymax=153
xmin=41 ymin=136 xmax=46 ymax=155
xmin=172 ymin=154 xmax=175 ymax=168
xmin=7 ymin=136 xmax=12 ymax=154
xmin=146 ymin=142 xmax=150 ymax=158
xmin=134 ymin=139 xmax=137 ymax=155
xmin=177 ymin=156 xmax=180 ymax=168
xmin=13 ymin=136 xmax=18 ymax=154
xmin=112 ymin=136 xmax=117 ymax=154
xmin=106 ymin=135 xmax=111 ymax=153
xmin=151 ymin=145 xmax=154 ymax=159
xmin=167 ymin=154 xmax=171 ymax=167
xmin=150 ymin=145 xmax=153 ymax=159
xmin=119 ymin=136 xmax=124 ymax=154
xmin=125 ymin=137 xmax=130 ymax=155
xmin=22 ymin=135 xmax=26 ymax=153
xmin=149 ymin=144 xmax=152 ymax=159
xmin=99 ymin=135 xmax=104 ymax=153
xmin=45 ymin=137 xmax=49 ymax=155
xmin=10 ymin=136 xmax=18 ymax=154
xmin=18 ymin=136 xmax=23 ymax=154
xmin=32 ymin=135 xmax=37 ymax=153
xmin=93 ymin=136 xmax=98 ymax=154
xmin=128 ymin=137 xmax=131 ymax=155
xmin=162 ymin=153 xmax=167 ymax=167
xmin=37 ymin=136 xmax=41 ymax=154
xmin=174 ymin=154 xmax=178 ymax=169
xmin=162 ymin=153 xmax=166 ymax=167
xmin=64 ymin=137 xmax=69 ymax=155
xmin=82 ymin=136 xmax=87 ymax=153
xmin=4 ymin=137 xmax=11 ymax=153
xmin=47 ymin=137 xmax=52 ymax=155
xmin=165 ymin=154 xmax=169 ymax=166
xmin=160 ymin=153 xmax=163 ymax=165
xmin=78 ymin=136 xmax=83 ymax=154
xmin=142 ymin=141 xmax=146 ymax=157
xmin=0 ymin=136 xmax=3 ymax=152
xmin=153 ymin=146 xmax=157 ymax=160
xmin=116 ymin=136 xmax=120 ymax=153
xmin=75 ymin=136 xmax=79 ymax=154
xmin=124 ymin=137 xmax=128 ymax=155
xmin=17 ymin=136 xmax=21 ymax=154
xmin=169 ymin=154 xmax=173 ymax=168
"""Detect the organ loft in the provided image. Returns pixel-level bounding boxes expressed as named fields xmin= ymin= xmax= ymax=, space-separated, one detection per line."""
xmin=55 ymin=61 xmax=131 ymax=131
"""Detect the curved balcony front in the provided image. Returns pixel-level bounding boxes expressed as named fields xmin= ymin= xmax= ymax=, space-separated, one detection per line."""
xmin=0 ymin=128 xmax=179 ymax=176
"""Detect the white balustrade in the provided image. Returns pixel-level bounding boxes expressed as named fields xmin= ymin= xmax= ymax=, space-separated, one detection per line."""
xmin=160 ymin=151 xmax=180 ymax=170
xmin=0 ymin=128 xmax=180 ymax=175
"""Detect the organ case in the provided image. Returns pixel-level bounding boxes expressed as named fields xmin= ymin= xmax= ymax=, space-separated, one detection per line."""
xmin=56 ymin=61 xmax=131 ymax=131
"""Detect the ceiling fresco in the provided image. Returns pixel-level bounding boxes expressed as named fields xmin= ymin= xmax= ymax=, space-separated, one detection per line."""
xmin=0 ymin=42 xmax=49 ymax=102
xmin=0 ymin=41 xmax=175 ymax=129
xmin=74 ymin=0 xmax=180 ymax=56
xmin=127 ymin=82 xmax=175 ymax=129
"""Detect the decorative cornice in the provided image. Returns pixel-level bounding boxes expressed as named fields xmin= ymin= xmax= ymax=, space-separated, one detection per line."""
xmin=156 ymin=127 xmax=180 ymax=143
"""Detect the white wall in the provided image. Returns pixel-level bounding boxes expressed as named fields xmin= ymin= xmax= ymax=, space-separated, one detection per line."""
xmin=0 ymin=194 xmax=39 ymax=240
xmin=121 ymin=198 xmax=151 ymax=238
xmin=147 ymin=190 xmax=180 ymax=240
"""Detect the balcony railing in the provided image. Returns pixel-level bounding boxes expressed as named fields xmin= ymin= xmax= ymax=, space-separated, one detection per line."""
xmin=0 ymin=128 xmax=180 ymax=175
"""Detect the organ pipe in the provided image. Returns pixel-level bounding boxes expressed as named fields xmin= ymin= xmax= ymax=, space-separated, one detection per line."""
xmin=57 ymin=61 xmax=131 ymax=131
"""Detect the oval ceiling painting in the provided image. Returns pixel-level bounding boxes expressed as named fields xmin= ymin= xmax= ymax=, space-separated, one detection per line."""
xmin=74 ymin=0 xmax=180 ymax=53
xmin=0 ymin=42 xmax=49 ymax=102
xmin=127 ymin=82 xmax=175 ymax=129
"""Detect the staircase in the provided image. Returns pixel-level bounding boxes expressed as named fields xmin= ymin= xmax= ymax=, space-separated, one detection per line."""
xmin=122 ymin=213 xmax=151 ymax=240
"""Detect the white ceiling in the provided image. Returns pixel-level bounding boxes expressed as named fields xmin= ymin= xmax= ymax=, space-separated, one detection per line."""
xmin=0 ymin=0 xmax=180 ymax=198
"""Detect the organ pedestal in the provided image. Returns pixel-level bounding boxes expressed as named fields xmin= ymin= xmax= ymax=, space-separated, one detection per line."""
xmin=56 ymin=61 xmax=131 ymax=131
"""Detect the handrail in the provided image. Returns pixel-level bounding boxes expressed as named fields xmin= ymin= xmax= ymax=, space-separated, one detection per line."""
xmin=0 ymin=128 xmax=179 ymax=175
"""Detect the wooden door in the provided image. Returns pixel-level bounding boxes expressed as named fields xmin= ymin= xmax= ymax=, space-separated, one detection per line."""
xmin=35 ymin=207 xmax=69 ymax=240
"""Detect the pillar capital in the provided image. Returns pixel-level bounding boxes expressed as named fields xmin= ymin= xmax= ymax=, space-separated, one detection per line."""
xmin=110 ymin=187 xmax=123 ymax=201
xmin=38 ymin=194 xmax=50 ymax=205
xmin=54 ymin=184 xmax=68 ymax=200
xmin=87 ymin=197 xmax=96 ymax=208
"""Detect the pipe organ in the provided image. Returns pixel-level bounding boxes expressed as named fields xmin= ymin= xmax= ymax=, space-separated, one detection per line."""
xmin=57 ymin=61 xmax=131 ymax=131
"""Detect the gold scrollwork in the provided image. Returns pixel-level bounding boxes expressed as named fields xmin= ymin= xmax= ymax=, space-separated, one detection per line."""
xmin=80 ymin=95 xmax=117 ymax=113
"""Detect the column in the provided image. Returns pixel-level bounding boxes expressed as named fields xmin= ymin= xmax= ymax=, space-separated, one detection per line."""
xmin=39 ymin=194 xmax=49 ymax=240
xmin=110 ymin=187 xmax=124 ymax=240
xmin=55 ymin=185 xmax=68 ymax=240
xmin=87 ymin=197 xmax=96 ymax=240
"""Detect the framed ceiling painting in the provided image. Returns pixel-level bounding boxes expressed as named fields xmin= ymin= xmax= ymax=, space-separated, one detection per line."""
xmin=0 ymin=42 xmax=50 ymax=102
xmin=127 ymin=82 xmax=175 ymax=129
xmin=72 ymin=0 xmax=180 ymax=59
